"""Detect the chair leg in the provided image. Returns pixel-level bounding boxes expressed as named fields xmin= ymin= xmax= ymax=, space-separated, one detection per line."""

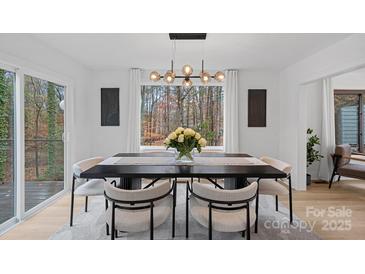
xmin=208 ymin=203 xmax=212 ymax=240
xmin=186 ymin=180 xmax=190 ymax=238
xmin=329 ymin=169 xmax=336 ymax=189
xmin=288 ymin=176 xmax=293 ymax=224
xmin=275 ymin=195 xmax=279 ymax=211
xmin=337 ymin=175 xmax=341 ymax=182
xmin=150 ymin=202 xmax=154 ymax=240
xmin=85 ymin=196 xmax=88 ymax=212
xmin=241 ymin=230 xmax=245 ymax=238
xmin=246 ymin=203 xmax=251 ymax=240
xmin=255 ymin=186 xmax=259 ymax=233
xmin=172 ymin=179 xmax=177 ymax=238
xmin=70 ymin=176 xmax=76 ymax=227
xmin=105 ymin=199 xmax=109 ymax=236
xmin=111 ymin=202 xmax=115 ymax=240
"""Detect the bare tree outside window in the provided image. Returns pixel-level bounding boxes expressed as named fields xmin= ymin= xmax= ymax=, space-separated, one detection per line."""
xmin=141 ymin=85 xmax=224 ymax=146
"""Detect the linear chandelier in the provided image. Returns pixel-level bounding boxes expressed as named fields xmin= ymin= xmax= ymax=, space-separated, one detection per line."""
xmin=149 ymin=33 xmax=225 ymax=87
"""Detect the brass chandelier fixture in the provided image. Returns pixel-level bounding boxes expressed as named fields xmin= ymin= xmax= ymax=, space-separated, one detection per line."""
xmin=149 ymin=33 xmax=225 ymax=87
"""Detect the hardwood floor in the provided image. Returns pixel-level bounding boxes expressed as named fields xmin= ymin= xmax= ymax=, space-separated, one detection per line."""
xmin=0 ymin=195 xmax=84 ymax=240
xmin=1 ymin=180 xmax=364 ymax=240
xmin=280 ymin=180 xmax=365 ymax=240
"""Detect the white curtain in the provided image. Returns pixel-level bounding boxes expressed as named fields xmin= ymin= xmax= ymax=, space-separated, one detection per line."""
xmin=319 ymin=77 xmax=336 ymax=180
xmin=224 ymin=70 xmax=240 ymax=152
xmin=126 ymin=68 xmax=141 ymax=152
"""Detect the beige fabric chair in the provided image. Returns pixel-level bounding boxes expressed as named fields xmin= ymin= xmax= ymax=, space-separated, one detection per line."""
xmin=329 ymin=144 xmax=365 ymax=188
xmin=187 ymin=181 xmax=258 ymax=240
xmin=254 ymin=156 xmax=293 ymax=231
xmin=104 ymin=180 xmax=174 ymax=240
xmin=70 ymin=157 xmax=106 ymax=227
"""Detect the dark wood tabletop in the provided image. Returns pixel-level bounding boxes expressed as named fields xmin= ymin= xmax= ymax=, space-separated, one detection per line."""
xmin=80 ymin=152 xmax=286 ymax=179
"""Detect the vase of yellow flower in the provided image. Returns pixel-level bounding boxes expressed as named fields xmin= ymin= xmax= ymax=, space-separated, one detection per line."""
xmin=164 ymin=127 xmax=207 ymax=163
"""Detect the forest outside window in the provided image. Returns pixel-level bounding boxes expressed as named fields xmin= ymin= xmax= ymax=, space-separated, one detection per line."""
xmin=334 ymin=90 xmax=365 ymax=153
xmin=141 ymin=85 xmax=224 ymax=147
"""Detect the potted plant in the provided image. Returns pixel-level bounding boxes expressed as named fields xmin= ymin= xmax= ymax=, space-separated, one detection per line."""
xmin=164 ymin=127 xmax=207 ymax=163
xmin=307 ymin=128 xmax=323 ymax=185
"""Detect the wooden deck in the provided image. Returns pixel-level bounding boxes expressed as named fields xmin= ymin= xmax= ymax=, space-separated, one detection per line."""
xmin=0 ymin=181 xmax=64 ymax=224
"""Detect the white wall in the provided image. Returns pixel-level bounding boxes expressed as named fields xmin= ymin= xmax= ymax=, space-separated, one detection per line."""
xmin=238 ymin=70 xmax=280 ymax=158
xmin=0 ymin=34 xmax=93 ymax=186
xmin=332 ymin=67 xmax=365 ymax=89
xmin=303 ymin=81 xmax=322 ymax=179
xmin=88 ymin=69 xmax=130 ymax=157
xmin=279 ymin=34 xmax=365 ymax=190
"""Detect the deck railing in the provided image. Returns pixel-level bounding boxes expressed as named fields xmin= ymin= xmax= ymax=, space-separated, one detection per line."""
xmin=0 ymin=139 xmax=64 ymax=182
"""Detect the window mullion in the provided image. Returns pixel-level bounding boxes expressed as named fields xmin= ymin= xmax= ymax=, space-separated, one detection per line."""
xmin=15 ymin=69 xmax=25 ymax=220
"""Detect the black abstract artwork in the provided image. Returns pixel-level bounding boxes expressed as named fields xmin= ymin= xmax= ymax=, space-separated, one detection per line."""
xmin=248 ymin=89 xmax=267 ymax=127
xmin=101 ymin=88 xmax=120 ymax=126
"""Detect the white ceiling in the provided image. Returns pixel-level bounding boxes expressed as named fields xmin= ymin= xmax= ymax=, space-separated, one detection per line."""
xmin=33 ymin=33 xmax=350 ymax=71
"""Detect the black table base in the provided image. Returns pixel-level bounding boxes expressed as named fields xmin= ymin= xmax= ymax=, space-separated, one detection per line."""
xmin=117 ymin=177 xmax=249 ymax=190
xmin=118 ymin=178 xmax=142 ymax=189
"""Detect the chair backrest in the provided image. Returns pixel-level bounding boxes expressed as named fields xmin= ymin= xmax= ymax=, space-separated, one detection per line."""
xmin=334 ymin=144 xmax=351 ymax=167
xmin=260 ymin=156 xmax=292 ymax=175
xmin=104 ymin=180 xmax=171 ymax=203
xmin=192 ymin=181 xmax=258 ymax=204
xmin=73 ymin=156 xmax=104 ymax=177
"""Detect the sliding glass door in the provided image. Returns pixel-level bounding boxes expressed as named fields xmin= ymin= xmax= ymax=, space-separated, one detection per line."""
xmin=0 ymin=68 xmax=16 ymax=225
xmin=24 ymin=75 xmax=65 ymax=211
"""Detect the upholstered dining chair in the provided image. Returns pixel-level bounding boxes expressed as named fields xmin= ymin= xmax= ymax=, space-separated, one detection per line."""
xmin=104 ymin=179 xmax=175 ymax=240
xmin=70 ymin=156 xmax=106 ymax=227
xmin=186 ymin=180 xmax=258 ymax=240
xmin=254 ymin=156 xmax=293 ymax=232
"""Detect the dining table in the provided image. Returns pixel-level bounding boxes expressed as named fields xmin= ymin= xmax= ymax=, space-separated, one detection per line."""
xmin=80 ymin=152 xmax=287 ymax=189
xmin=81 ymin=151 xmax=288 ymax=235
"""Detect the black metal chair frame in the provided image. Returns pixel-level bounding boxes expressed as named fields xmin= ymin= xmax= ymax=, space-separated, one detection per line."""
xmin=104 ymin=179 xmax=176 ymax=240
xmin=70 ymin=175 xmax=107 ymax=227
xmin=254 ymin=174 xmax=293 ymax=234
xmin=185 ymin=179 xmax=257 ymax=240
xmin=329 ymin=154 xmax=342 ymax=189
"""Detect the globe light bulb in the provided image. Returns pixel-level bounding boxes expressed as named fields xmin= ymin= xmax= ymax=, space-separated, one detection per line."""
xmin=214 ymin=71 xmax=225 ymax=82
xmin=164 ymin=71 xmax=175 ymax=84
xmin=59 ymin=100 xmax=65 ymax=111
xmin=200 ymin=72 xmax=211 ymax=84
xmin=182 ymin=65 xmax=193 ymax=76
xmin=182 ymin=78 xmax=193 ymax=87
xmin=149 ymin=71 xmax=160 ymax=82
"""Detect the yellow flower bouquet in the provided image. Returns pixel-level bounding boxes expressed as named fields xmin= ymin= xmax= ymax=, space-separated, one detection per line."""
xmin=164 ymin=127 xmax=207 ymax=162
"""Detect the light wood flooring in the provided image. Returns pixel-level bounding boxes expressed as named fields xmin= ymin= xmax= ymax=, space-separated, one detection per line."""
xmin=1 ymin=180 xmax=364 ymax=240
xmin=280 ymin=180 xmax=365 ymax=240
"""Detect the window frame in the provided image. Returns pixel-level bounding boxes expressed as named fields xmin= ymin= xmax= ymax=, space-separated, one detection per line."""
xmin=0 ymin=59 xmax=73 ymax=234
xmin=0 ymin=63 xmax=17 ymax=231
xmin=334 ymin=89 xmax=365 ymax=153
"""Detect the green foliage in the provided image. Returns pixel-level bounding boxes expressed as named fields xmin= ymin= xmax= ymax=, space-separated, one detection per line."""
xmin=0 ymin=69 xmax=11 ymax=182
xmin=307 ymin=128 xmax=323 ymax=167
xmin=46 ymin=82 xmax=57 ymax=177
xmin=195 ymin=121 xmax=216 ymax=145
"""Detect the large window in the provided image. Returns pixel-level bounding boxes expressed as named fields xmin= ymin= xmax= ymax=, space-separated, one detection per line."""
xmin=24 ymin=75 xmax=65 ymax=211
xmin=334 ymin=90 xmax=365 ymax=153
xmin=141 ymin=85 xmax=224 ymax=147
xmin=0 ymin=64 xmax=68 ymax=231
xmin=0 ymin=68 xmax=15 ymax=225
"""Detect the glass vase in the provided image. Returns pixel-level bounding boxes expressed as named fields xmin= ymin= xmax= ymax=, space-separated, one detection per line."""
xmin=175 ymin=150 xmax=194 ymax=163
